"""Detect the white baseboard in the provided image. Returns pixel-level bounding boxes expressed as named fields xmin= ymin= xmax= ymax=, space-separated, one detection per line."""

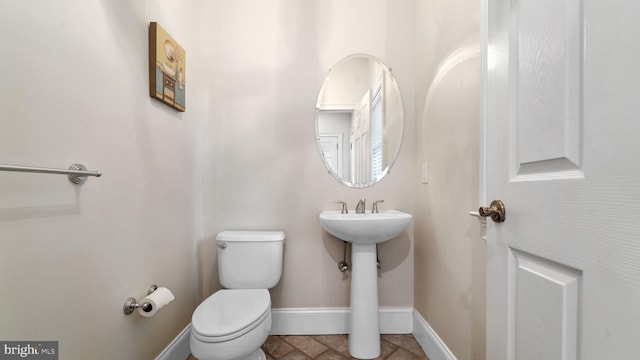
xmin=155 ymin=323 xmax=192 ymax=360
xmin=270 ymin=307 xmax=413 ymax=335
xmin=156 ymin=309 xmax=455 ymax=360
xmin=270 ymin=307 xmax=350 ymax=334
xmin=412 ymin=310 xmax=458 ymax=360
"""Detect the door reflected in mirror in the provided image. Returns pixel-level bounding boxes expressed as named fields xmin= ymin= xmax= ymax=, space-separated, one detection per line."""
xmin=315 ymin=54 xmax=404 ymax=188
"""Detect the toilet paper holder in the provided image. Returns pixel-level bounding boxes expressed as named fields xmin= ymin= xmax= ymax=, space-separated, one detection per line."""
xmin=123 ymin=285 xmax=158 ymax=315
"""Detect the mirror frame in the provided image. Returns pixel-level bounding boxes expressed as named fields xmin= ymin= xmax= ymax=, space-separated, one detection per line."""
xmin=315 ymin=54 xmax=405 ymax=188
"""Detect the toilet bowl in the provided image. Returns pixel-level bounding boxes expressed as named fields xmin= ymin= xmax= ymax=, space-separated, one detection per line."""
xmin=190 ymin=231 xmax=284 ymax=360
xmin=190 ymin=289 xmax=271 ymax=360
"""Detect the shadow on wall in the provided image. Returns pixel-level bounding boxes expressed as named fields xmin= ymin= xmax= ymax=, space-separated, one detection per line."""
xmin=318 ymin=227 xmax=412 ymax=308
xmin=0 ymin=176 xmax=80 ymax=221
xmin=197 ymin=235 xmax=221 ymax=300
xmin=420 ymin=42 xmax=481 ymax=160
xmin=321 ymin=228 xmax=411 ymax=274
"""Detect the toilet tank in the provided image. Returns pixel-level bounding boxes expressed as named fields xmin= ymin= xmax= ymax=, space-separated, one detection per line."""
xmin=216 ymin=231 xmax=285 ymax=289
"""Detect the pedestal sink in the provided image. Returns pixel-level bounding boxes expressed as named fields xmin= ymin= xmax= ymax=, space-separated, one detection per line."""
xmin=319 ymin=210 xmax=412 ymax=359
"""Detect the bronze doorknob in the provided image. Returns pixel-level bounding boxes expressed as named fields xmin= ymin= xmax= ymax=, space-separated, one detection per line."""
xmin=479 ymin=200 xmax=506 ymax=223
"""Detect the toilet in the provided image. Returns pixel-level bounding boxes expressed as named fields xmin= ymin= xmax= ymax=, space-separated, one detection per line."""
xmin=190 ymin=231 xmax=285 ymax=360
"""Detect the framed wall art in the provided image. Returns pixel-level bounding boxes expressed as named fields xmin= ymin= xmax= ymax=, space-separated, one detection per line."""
xmin=149 ymin=22 xmax=186 ymax=112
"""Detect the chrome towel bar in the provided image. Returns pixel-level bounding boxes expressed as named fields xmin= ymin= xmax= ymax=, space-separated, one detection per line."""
xmin=0 ymin=163 xmax=102 ymax=184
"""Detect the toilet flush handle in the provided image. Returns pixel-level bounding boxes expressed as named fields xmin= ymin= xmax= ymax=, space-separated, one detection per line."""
xmin=218 ymin=243 xmax=227 ymax=249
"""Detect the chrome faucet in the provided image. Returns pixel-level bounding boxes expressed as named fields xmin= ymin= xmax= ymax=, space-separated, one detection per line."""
xmin=355 ymin=198 xmax=366 ymax=214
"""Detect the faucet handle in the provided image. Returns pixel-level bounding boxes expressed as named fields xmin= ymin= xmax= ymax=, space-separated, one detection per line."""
xmin=335 ymin=201 xmax=349 ymax=214
xmin=372 ymin=200 xmax=385 ymax=213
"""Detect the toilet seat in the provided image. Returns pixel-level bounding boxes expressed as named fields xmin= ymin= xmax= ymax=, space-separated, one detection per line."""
xmin=192 ymin=289 xmax=271 ymax=343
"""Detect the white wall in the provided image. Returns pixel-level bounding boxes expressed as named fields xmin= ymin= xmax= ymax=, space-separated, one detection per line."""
xmin=0 ymin=1 xmax=203 ymax=358
xmin=199 ymin=0 xmax=417 ymax=309
xmin=414 ymin=1 xmax=486 ymax=359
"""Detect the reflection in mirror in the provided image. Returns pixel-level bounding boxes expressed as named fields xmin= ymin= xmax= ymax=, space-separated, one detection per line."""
xmin=315 ymin=54 xmax=404 ymax=188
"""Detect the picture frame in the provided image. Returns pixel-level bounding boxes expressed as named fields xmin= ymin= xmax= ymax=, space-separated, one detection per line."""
xmin=149 ymin=22 xmax=186 ymax=112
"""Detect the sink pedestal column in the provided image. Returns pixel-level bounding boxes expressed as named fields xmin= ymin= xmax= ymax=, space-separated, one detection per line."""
xmin=349 ymin=243 xmax=380 ymax=358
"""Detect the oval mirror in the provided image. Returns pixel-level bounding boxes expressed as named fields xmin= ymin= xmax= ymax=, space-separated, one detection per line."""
xmin=315 ymin=54 xmax=404 ymax=188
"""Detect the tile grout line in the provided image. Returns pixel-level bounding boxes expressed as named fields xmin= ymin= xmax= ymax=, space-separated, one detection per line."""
xmin=314 ymin=348 xmax=332 ymax=359
xmin=310 ymin=336 xmax=344 ymax=359
xmin=385 ymin=347 xmax=401 ymax=360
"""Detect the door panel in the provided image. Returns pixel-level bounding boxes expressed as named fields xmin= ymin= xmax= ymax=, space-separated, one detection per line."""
xmin=511 ymin=250 xmax=580 ymax=360
xmin=512 ymin=0 xmax=582 ymax=178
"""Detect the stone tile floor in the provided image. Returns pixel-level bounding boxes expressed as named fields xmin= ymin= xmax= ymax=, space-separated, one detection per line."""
xmin=188 ymin=334 xmax=429 ymax=360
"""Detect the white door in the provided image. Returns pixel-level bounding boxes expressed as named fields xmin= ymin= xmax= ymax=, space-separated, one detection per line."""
xmin=318 ymin=134 xmax=342 ymax=177
xmin=485 ymin=0 xmax=640 ymax=359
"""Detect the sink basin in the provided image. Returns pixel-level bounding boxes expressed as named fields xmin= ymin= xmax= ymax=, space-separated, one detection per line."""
xmin=319 ymin=210 xmax=412 ymax=244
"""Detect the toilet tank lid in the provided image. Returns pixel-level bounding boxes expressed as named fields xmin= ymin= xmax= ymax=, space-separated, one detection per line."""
xmin=216 ymin=231 xmax=285 ymax=242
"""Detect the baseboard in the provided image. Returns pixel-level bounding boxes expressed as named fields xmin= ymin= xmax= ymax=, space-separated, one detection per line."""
xmin=155 ymin=323 xmax=192 ymax=360
xmin=269 ymin=307 xmax=413 ymax=335
xmin=156 ymin=309 xmax=454 ymax=360
xmin=412 ymin=310 xmax=458 ymax=360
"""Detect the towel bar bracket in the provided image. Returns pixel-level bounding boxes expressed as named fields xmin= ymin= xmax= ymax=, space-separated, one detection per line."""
xmin=68 ymin=163 xmax=91 ymax=184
